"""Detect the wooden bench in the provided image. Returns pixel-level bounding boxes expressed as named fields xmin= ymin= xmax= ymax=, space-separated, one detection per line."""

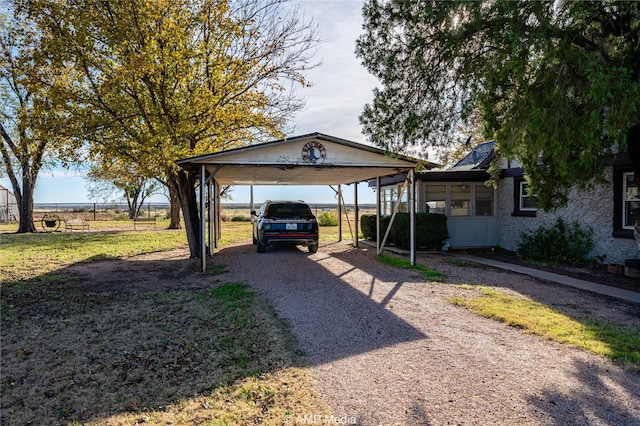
xmin=64 ymin=218 xmax=89 ymax=232
xmin=133 ymin=217 xmax=157 ymax=230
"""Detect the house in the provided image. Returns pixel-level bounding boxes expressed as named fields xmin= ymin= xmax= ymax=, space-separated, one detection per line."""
xmin=373 ymin=142 xmax=638 ymax=265
xmin=0 ymin=184 xmax=19 ymax=223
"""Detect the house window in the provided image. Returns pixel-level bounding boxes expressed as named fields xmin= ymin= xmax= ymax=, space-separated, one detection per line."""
xmin=512 ymin=178 xmax=537 ymax=217
xmin=425 ymin=184 xmax=446 ymax=214
xmin=623 ymin=172 xmax=640 ymax=229
xmin=519 ymin=182 xmax=537 ymax=211
xmin=475 ymin=185 xmax=494 ymax=216
xmin=424 ymin=183 xmax=495 ymax=216
xmin=381 ymin=185 xmax=408 ymax=216
xmin=381 ymin=187 xmax=395 ymax=216
xmin=450 ymin=184 xmax=470 ymax=216
xmin=613 ymin=168 xmax=634 ymax=239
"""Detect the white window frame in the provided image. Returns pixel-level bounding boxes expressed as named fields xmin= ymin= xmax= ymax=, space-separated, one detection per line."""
xmin=423 ymin=183 xmax=496 ymax=217
xmin=519 ymin=181 xmax=537 ymax=212
xmin=623 ymin=172 xmax=640 ymax=230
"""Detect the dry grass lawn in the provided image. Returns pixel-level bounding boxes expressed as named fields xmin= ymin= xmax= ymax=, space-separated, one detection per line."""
xmin=0 ymin=226 xmax=328 ymax=425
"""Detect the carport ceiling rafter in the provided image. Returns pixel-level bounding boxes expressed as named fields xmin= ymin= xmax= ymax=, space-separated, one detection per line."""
xmin=175 ymin=133 xmax=433 ymax=185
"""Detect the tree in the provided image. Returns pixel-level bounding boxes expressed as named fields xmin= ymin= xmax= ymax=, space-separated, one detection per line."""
xmin=0 ymin=10 xmax=73 ymax=233
xmin=87 ymin=159 xmax=162 ymax=219
xmin=20 ymin=0 xmax=319 ymax=256
xmin=434 ymin=109 xmax=484 ymax=168
xmin=356 ymin=0 xmax=640 ymax=211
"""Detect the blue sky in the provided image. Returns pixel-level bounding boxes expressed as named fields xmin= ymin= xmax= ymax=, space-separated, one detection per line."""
xmin=3 ymin=1 xmax=380 ymax=205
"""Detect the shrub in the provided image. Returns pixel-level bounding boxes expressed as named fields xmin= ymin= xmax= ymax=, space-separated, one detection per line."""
xmin=231 ymin=214 xmax=249 ymax=222
xmin=419 ymin=213 xmax=449 ymax=250
xmin=360 ymin=214 xmax=376 ymax=239
xmin=390 ymin=212 xmax=448 ymax=250
xmin=360 ymin=214 xmax=393 ymax=244
xmin=518 ymin=217 xmax=594 ymax=264
xmin=318 ymin=211 xmax=339 ymax=226
xmin=360 ymin=213 xmax=448 ymax=250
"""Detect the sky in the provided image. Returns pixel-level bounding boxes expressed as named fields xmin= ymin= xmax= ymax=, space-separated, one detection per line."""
xmin=2 ymin=0 xmax=381 ymax=205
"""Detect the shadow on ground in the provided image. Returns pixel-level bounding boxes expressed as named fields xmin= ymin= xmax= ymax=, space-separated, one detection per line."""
xmin=1 ymin=242 xmax=427 ymax=424
xmin=213 ymin=242 xmax=427 ymax=365
xmin=2 ymin=242 xmax=639 ymax=425
xmin=0 ymin=251 xmax=311 ymax=424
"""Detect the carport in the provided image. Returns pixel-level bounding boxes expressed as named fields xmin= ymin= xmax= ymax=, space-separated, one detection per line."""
xmin=176 ymin=133 xmax=431 ymax=271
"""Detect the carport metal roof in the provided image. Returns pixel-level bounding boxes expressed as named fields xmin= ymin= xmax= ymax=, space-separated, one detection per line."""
xmin=176 ymin=133 xmax=429 ymax=185
xmin=176 ymin=132 xmax=434 ymax=271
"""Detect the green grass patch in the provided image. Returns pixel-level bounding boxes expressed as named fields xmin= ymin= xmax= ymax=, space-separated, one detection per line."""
xmin=216 ymin=221 xmax=252 ymax=246
xmin=209 ymin=282 xmax=254 ymax=311
xmin=207 ymin=263 xmax=230 ymax=275
xmin=377 ymin=254 xmax=446 ymax=281
xmin=452 ymin=285 xmax=640 ymax=369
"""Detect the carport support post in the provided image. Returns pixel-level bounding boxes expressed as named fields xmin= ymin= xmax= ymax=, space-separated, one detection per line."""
xmin=199 ymin=164 xmax=207 ymax=272
xmin=214 ymin=182 xmax=220 ymax=247
xmin=208 ymin=178 xmax=213 ymax=255
xmin=213 ymin=180 xmax=219 ymax=249
xmin=409 ymin=168 xmax=416 ymax=266
xmin=354 ymin=182 xmax=359 ymax=248
xmin=376 ymin=176 xmax=381 ymax=254
xmin=250 ymin=185 xmax=254 ymax=214
xmin=338 ymin=184 xmax=342 ymax=242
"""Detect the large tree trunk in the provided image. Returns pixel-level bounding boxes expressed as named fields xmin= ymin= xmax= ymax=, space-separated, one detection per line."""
xmin=172 ymin=171 xmax=201 ymax=258
xmin=126 ymin=196 xmax=136 ymax=219
xmin=168 ymin=186 xmax=182 ymax=229
xmin=17 ymin=174 xmax=36 ymax=233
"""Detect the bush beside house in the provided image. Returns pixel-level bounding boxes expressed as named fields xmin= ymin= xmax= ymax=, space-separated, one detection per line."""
xmin=361 ymin=213 xmax=448 ymax=250
xmin=518 ymin=217 xmax=596 ymax=264
xmin=360 ymin=214 xmax=393 ymax=244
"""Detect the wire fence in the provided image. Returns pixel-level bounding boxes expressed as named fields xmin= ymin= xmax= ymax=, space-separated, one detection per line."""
xmin=0 ymin=202 xmax=377 ymax=223
xmin=0 ymin=203 xmax=171 ymax=223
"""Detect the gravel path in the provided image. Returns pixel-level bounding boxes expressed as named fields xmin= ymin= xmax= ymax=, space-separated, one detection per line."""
xmin=217 ymin=241 xmax=640 ymax=425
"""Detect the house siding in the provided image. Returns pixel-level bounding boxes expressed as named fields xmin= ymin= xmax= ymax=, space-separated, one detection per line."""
xmin=498 ymin=168 xmax=637 ymax=265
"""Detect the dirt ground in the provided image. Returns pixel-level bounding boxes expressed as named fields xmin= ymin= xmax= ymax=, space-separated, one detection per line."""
xmin=453 ymin=247 xmax=640 ymax=293
xmin=67 ymin=242 xmax=640 ymax=328
xmin=70 ymin=246 xmax=209 ymax=294
xmin=5 ymin=240 xmax=639 ymax=425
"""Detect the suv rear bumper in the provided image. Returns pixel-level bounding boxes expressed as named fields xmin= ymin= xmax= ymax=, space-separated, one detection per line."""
xmin=261 ymin=234 xmax=318 ymax=246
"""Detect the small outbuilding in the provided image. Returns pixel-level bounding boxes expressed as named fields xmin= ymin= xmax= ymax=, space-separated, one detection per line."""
xmin=0 ymin=184 xmax=19 ymax=223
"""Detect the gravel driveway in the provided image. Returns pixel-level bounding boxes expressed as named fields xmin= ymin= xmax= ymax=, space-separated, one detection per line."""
xmin=217 ymin=241 xmax=640 ymax=425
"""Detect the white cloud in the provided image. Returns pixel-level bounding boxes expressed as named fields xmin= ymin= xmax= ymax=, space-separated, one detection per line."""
xmin=10 ymin=1 xmax=380 ymax=204
xmin=289 ymin=0 xmax=378 ymax=143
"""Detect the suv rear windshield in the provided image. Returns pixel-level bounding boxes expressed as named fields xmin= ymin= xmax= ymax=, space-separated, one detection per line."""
xmin=265 ymin=203 xmax=314 ymax=219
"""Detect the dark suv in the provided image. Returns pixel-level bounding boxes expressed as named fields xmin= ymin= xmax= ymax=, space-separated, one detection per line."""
xmin=251 ymin=200 xmax=319 ymax=253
